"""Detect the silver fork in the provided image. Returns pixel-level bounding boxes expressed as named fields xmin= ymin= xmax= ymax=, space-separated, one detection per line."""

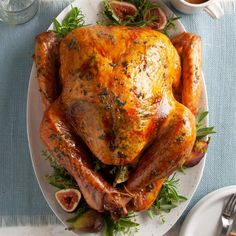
xmin=220 ymin=194 xmax=236 ymax=236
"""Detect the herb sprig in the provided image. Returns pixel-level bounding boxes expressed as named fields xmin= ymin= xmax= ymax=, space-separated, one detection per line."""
xmin=53 ymin=6 xmax=85 ymax=37
xmin=114 ymin=166 xmax=129 ymax=184
xmin=146 ymin=175 xmax=187 ymax=222
xmin=104 ymin=212 xmax=139 ymax=236
xmin=93 ymin=156 xmax=107 ymax=171
xmin=196 ymin=109 xmax=216 ymax=140
xmin=161 ymin=16 xmax=181 ymax=37
xmin=92 ymin=155 xmax=129 ymax=186
xmin=41 ymin=150 xmax=77 ymax=189
xmin=101 ymin=0 xmax=180 ymax=37
xmin=102 ymin=0 xmax=160 ymax=27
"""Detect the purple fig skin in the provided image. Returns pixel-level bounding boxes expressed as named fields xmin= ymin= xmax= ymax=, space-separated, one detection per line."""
xmin=110 ymin=1 xmax=137 ymax=21
xmin=184 ymin=140 xmax=209 ymax=168
xmin=144 ymin=7 xmax=167 ymax=30
xmin=72 ymin=210 xmax=104 ymax=233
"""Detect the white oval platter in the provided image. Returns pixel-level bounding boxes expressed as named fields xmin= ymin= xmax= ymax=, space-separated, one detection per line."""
xmin=27 ymin=0 xmax=208 ymax=235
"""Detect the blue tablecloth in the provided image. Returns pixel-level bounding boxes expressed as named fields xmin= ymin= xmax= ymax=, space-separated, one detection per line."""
xmin=0 ymin=0 xmax=235 ymax=229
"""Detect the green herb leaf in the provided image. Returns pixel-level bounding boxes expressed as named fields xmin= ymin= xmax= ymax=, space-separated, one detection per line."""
xmin=178 ymin=164 xmax=186 ymax=174
xmin=104 ymin=212 xmax=139 ymax=236
xmin=197 ymin=127 xmax=216 ymax=139
xmin=42 ymin=150 xmax=77 ymax=189
xmin=161 ymin=16 xmax=181 ymax=37
xmin=53 ymin=6 xmax=85 ymax=37
xmin=146 ymin=174 xmax=187 ymax=222
xmin=146 ymin=208 xmax=154 ymax=219
xmin=53 ymin=19 xmax=61 ymax=32
xmin=196 ymin=109 xmax=208 ymax=124
xmin=109 ymin=166 xmax=117 ymax=175
xmin=195 ymin=109 xmax=216 ymax=140
xmin=93 ymin=156 xmax=106 ymax=171
xmin=114 ymin=166 xmax=129 ymax=186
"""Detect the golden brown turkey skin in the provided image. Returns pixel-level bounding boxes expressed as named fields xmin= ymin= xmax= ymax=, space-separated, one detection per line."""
xmin=127 ymin=179 xmax=165 ymax=212
xmin=172 ymin=33 xmax=203 ymax=115
xmin=126 ymin=104 xmax=196 ymax=191
xmin=34 ymin=26 xmax=202 ymax=216
xmin=60 ymin=25 xmax=182 ymax=165
xmin=34 ymin=32 xmax=60 ymax=110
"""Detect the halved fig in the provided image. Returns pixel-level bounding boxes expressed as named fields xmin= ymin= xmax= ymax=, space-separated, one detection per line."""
xmin=71 ymin=209 xmax=104 ymax=232
xmin=184 ymin=139 xmax=210 ymax=168
xmin=144 ymin=7 xmax=167 ymax=30
xmin=110 ymin=1 xmax=137 ymax=21
xmin=55 ymin=188 xmax=81 ymax=212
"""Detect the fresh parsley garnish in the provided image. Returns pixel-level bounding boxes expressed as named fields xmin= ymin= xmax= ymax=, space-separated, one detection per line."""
xmin=146 ymin=175 xmax=187 ymax=222
xmin=196 ymin=109 xmax=216 ymax=140
xmin=53 ymin=6 xmax=85 ymax=37
xmin=104 ymin=211 xmax=139 ymax=236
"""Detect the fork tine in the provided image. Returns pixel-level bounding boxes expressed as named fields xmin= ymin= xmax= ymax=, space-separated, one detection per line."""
xmin=224 ymin=194 xmax=234 ymax=214
xmin=220 ymin=194 xmax=236 ymax=236
xmin=224 ymin=194 xmax=236 ymax=216
xmin=228 ymin=194 xmax=236 ymax=215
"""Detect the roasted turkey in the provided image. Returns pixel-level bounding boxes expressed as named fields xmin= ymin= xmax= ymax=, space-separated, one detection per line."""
xmin=34 ymin=25 xmax=203 ymax=219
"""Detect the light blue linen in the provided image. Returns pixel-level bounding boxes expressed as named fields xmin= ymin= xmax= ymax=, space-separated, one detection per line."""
xmin=0 ymin=0 xmax=235 ymax=227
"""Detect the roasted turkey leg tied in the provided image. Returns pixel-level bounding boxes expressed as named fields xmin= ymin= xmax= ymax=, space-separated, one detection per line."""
xmin=128 ymin=32 xmax=202 ymax=209
xmin=127 ymin=178 xmax=165 ymax=212
xmin=35 ymin=32 xmax=130 ymax=219
xmin=126 ymin=104 xmax=196 ymax=191
xmin=40 ymin=99 xmax=130 ymax=219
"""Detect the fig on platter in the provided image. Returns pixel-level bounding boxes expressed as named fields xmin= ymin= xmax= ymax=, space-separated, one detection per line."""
xmin=110 ymin=1 xmax=138 ymax=21
xmin=70 ymin=209 xmax=104 ymax=232
xmin=55 ymin=188 xmax=81 ymax=212
xmin=144 ymin=7 xmax=167 ymax=30
xmin=184 ymin=139 xmax=210 ymax=168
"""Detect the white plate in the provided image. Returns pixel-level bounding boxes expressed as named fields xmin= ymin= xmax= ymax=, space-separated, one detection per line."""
xmin=180 ymin=186 xmax=236 ymax=236
xmin=27 ymin=0 xmax=208 ymax=235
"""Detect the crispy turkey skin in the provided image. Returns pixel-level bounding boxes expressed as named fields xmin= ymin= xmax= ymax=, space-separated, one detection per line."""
xmin=35 ymin=25 xmax=202 ymax=218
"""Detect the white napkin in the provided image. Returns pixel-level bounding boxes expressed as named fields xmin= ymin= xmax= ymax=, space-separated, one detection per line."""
xmin=217 ymin=0 xmax=236 ymax=13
